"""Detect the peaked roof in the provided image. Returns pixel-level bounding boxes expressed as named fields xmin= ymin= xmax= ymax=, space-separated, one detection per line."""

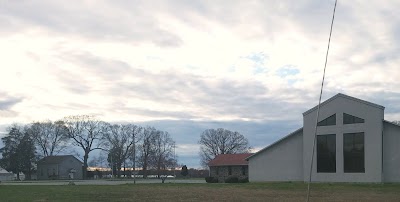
xmin=246 ymin=127 xmax=303 ymax=160
xmin=208 ymin=153 xmax=253 ymax=167
xmin=0 ymin=167 xmax=13 ymax=174
xmin=38 ymin=155 xmax=82 ymax=165
xmin=303 ymin=93 xmax=385 ymax=116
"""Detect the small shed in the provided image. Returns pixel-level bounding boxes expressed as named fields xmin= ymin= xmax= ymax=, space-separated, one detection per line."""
xmin=208 ymin=153 xmax=253 ymax=182
xmin=0 ymin=167 xmax=15 ymax=181
xmin=37 ymin=155 xmax=83 ymax=180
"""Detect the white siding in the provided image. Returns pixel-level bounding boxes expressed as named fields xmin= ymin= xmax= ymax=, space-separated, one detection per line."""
xmin=383 ymin=122 xmax=400 ymax=182
xmin=248 ymin=131 xmax=303 ymax=182
xmin=303 ymin=95 xmax=384 ymax=182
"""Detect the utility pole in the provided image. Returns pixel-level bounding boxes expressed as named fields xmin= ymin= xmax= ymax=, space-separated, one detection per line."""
xmin=111 ymin=154 xmax=113 ymax=178
xmin=133 ymin=143 xmax=136 ymax=184
xmin=173 ymin=143 xmax=176 ymax=183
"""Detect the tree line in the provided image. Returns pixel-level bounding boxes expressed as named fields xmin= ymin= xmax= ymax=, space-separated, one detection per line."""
xmin=0 ymin=115 xmax=176 ymax=180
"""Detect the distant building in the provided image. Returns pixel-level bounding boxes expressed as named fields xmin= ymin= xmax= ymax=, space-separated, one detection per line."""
xmin=0 ymin=167 xmax=27 ymax=181
xmin=208 ymin=153 xmax=252 ymax=182
xmin=37 ymin=155 xmax=83 ymax=180
xmin=247 ymin=93 xmax=400 ymax=183
xmin=0 ymin=167 xmax=14 ymax=181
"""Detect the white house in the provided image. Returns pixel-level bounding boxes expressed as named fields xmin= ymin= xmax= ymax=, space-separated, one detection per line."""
xmin=247 ymin=93 xmax=400 ymax=183
xmin=0 ymin=167 xmax=14 ymax=181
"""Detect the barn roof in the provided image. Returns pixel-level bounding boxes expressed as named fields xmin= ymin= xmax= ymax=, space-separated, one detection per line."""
xmin=37 ymin=155 xmax=82 ymax=165
xmin=208 ymin=153 xmax=253 ymax=167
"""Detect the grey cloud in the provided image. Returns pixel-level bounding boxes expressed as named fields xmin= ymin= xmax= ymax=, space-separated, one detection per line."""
xmin=114 ymin=107 xmax=197 ymax=120
xmin=0 ymin=1 xmax=183 ymax=47
xmin=49 ymin=50 xmax=140 ymax=95
xmin=152 ymin=0 xmax=333 ymax=41
xmin=106 ymin=68 xmax=312 ymax=121
xmin=0 ymin=96 xmax=23 ymax=110
xmin=56 ymin=51 xmax=312 ymax=121
xmin=48 ymin=66 xmax=93 ymax=95
xmin=365 ymin=92 xmax=400 ymax=115
xmin=50 ymin=51 xmax=321 ymax=122
xmin=0 ymin=94 xmax=22 ymax=118
xmin=57 ymin=51 xmax=132 ymax=80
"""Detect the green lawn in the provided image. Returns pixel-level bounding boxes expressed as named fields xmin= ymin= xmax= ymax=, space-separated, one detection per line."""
xmin=1 ymin=182 xmax=400 ymax=201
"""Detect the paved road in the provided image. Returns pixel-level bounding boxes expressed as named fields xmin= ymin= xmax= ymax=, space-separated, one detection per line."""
xmin=1 ymin=179 xmax=206 ymax=185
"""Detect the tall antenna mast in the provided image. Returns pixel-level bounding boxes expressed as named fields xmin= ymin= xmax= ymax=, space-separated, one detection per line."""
xmin=306 ymin=0 xmax=338 ymax=201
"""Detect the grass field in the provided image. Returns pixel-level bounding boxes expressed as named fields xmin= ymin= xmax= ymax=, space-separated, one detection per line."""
xmin=1 ymin=182 xmax=400 ymax=201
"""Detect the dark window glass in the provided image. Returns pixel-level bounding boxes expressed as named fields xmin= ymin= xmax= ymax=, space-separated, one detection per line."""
xmin=317 ymin=114 xmax=336 ymax=126
xmin=344 ymin=132 xmax=365 ymax=173
xmin=216 ymin=167 xmax=219 ymax=175
xmin=317 ymin=134 xmax=336 ymax=173
xmin=228 ymin=166 xmax=232 ymax=175
xmin=343 ymin=113 xmax=365 ymax=124
xmin=241 ymin=166 xmax=246 ymax=175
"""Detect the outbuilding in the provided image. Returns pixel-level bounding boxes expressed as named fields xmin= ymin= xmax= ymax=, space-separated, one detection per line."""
xmin=208 ymin=153 xmax=252 ymax=182
xmin=37 ymin=155 xmax=83 ymax=180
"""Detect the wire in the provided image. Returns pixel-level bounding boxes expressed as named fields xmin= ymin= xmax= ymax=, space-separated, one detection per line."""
xmin=306 ymin=0 xmax=338 ymax=201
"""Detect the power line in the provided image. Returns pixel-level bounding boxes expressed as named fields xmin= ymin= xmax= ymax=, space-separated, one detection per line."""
xmin=306 ymin=0 xmax=338 ymax=201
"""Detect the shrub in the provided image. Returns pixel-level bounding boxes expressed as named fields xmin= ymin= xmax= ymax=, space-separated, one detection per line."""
xmin=205 ymin=177 xmax=218 ymax=183
xmin=238 ymin=177 xmax=249 ymax=183
xmin=225 ymin=176 xmax=239 ymax=183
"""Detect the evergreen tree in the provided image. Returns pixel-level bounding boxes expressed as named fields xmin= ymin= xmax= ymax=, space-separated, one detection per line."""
xmin=181 ymin=165 xmax=188 ymax=177
xmin=0 ymin=125 xmax=37 ymax=180
xmin=17 ymin=132 xmax=37 ymax=180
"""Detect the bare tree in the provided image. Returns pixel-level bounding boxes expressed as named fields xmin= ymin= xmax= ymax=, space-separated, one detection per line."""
xmin=150 ymin=131 xmax=175 ymax=178
xmin=198 ymin=128 xmax=251 ymax=167
xmin=63 ymin=115 xmax=108 ymax=179
xmin=27 ymin=120 xmax=69 ymax=157
xmin=138 ymin=126 xmax=157 ymax=178
xmin=104 ymin=124 xmax=142 ymax=178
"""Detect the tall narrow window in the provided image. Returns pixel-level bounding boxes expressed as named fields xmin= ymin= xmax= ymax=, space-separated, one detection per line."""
xmin=344 ymin=132 xmax=365 ymax=173
xmin=317 ymin=134 xmax=336 ymax=173
xmin=228 ymin=166 xmax=232 ymax=175
xmin=317 ymin=114 xmax=336 ymax=126
xmin=216 ymin=167 xmax=219 ymax=175
xmin=343 ymin=113 xmax=365 ymax=124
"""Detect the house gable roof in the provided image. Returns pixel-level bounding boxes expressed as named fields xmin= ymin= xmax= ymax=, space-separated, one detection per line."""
xmin=246 ymin=127 xmax=303 ymax=160
xmin=303 ymin=93 xmax=384 ymax=116
xmin=38 ymin=155 xmax=82 ymax=165
xmin=208 ymin=153 xmax=253 ymax=167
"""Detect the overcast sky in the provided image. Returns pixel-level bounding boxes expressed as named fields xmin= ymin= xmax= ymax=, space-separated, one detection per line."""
xmin=1 ymin=0 xmax=400 ymax=168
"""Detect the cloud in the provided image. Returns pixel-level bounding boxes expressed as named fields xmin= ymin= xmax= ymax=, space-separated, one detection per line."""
xmin=0 ymin=93 xmax=23 ymax=119
xmin=0 ymin=97 xmax=22 ymax=110
xmin=0 ymin=0 xmax=183 ymax=47
xmin=1 ymin=0 xmax=400 ymax=168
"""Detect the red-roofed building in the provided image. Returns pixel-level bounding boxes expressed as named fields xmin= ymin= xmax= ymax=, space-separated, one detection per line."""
xmin=208 ymin=153 xmax=253 ymax=182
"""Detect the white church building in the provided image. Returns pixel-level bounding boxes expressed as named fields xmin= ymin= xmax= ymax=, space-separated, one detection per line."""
xmin=247 ymin=93 xmax=400 ymax=183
